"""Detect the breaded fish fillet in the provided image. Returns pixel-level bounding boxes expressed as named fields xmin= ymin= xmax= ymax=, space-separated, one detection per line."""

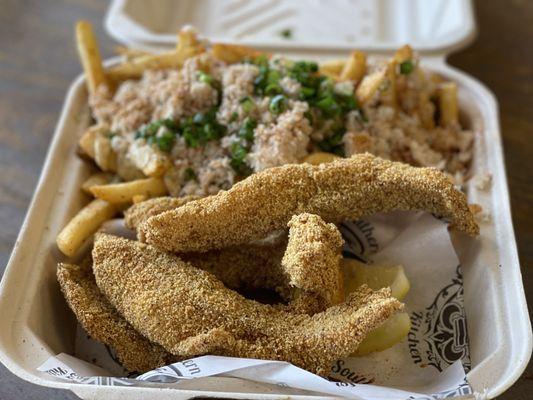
xmin=281 ymin=213 xmax=344 ymax=306
xmin=57 ymin=263 xmax=175 ymax=373
xmin=128 ymin=200 xmax=344 ymax=313
xmin=138 ymin=154 xmax=479 ymax=253
xmin=92 ymin=234 xmax=402 ymax=376
xmin=181 ymin=241 xmax=290 ymax=299
xmin=124 ymin=195 xmax=199 ymax=230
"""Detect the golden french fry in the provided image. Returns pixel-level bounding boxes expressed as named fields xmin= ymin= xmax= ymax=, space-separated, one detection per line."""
xmin=93 ymin=134 xmax=117 ymax=172
xmin=355 ymin=70 xmax=386 ymax=105
xmin=132 ymin=194 xmax=148 ymax=204
xmin=90 ymin=177 xmax=168 ymax=204
xmin=211 ymin=43 xmax=266 ymax=64
xmin=129 ymin=144 xmax=171 ymax=178
xmin=380 ymin=61 xmax=397 ymax=110
xmin=79 ymin=124 xmax=111 ymax=156
xmin=418 ymin=91 xmax=436 ymax=130
xmin=439 ymin=82 xmax=459 ymax=128
xmin=78 ymin=126 xmax=98 ymax=159
xmin=76 ymin=21 xmax=107 ymax=95
xmin=107 ymin=28 xmax=204 ymax=83
xmin=81 ymin=172 xmax=115 ymax=195
xmin=340 ymin=50 xmax=367 ymax=82
xmin=319 ymin=59 xmax=346 ymax=78
xmin=107 ymin=51 xmax=188 ymax=81
xmin=176 ymin=27 xmax=203 ymax=52
xmin=57 ymin=199 xmax=116 ymax=257
xmin=304 ymin=152 xmax=341 ymax=165
xmin=114 ymin=46 xmax=150 ymax=61
xmin=393 ymin=44 xmax=413 ymax=63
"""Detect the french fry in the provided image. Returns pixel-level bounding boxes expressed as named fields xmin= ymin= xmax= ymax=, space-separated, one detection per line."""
xmin=107 ymin=51 xmax=189 ymax=81
xmin=90 ymin=177 xmax=168 ymax=204
xmin=57 ymin=199 xmax=116 ymax=257
xmin=132 ymin=194 xmax=148 ymax=204
xmin=107 ymin=28 xmax=204 ymax=83
xmin=78 ymin=125 xmax=119 ymax=172
xmin=76 ymin=21 xmax=107 ymax=95
xmin=439 ymin=82 xmax=459 ymax=128
xmin=114 ymin=46 xmax=150 ymax=61
xmin=303 ymin=152 xmax=341 ymax=165
xmin=176 ymin=27 xmax=203 ymax=53
xmin=418 ymin=91 xmax=436 ymax=130
xmin=340 ymin=50 xmax=367 ymax=82
xmin=78 ymin=125 xmax=98 ymax=159
xmin=93 ymin=134 xmax=118 ymax=172
xmin=319 ymin=59 xmax=346 ymax=78
xmin=81 ymin=172 xmax=115 ymax=195
xmin=393 ymin=44 xmax=413 ymax=63
xmin=355 ymin=70 xmax=386 ymax=105
xmin=380 ymin=61 xmax=398 ymax=110
xmin=211 ymin=43 xmax=265 ymax=64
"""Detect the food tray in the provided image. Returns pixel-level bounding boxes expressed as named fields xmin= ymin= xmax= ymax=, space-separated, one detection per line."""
xmin=0 ymin=1 xmax=531 ymax=399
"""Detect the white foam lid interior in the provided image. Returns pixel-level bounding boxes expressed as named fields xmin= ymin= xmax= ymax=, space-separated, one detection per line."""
xmin=106 ymin=0 xmax=476 ymax=54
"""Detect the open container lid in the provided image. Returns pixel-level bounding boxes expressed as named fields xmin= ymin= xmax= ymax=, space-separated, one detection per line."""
xmin=105 ymin=0 xmax=477 ymax=55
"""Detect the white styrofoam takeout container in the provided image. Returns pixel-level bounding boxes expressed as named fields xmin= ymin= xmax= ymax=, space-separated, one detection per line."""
xmin=0 ymin=0 xmax=531 ymax=399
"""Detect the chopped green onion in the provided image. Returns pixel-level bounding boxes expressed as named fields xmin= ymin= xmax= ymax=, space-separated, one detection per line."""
xmin=300 ymin=87 xmax=315 ymax=99
xmin=253 ymin=54 xmax=269 ymax=67
xmin=269 ymin=94 xmax=286 ymax=114
xmin=318 ymin=129 xmax=345 ymax=156
xmin=230 ymin=142 xmax=251 ymax=175
xmin=267 ymin=69 xmax=281 ymax=84
xmin=156 ymin=130 xmax=175 ymax=152
xmin=182 ymin=125 xmax=198 ymax=148
xmin=184 ymin=167 xmax=196 ymax=181
xmin=238 ymin=117 xmax=256 ymax=141
xmin=135 ymin=119 xmax=179 ymax=151
xmin=315 ymin=95 xmax=341 ymax=117
xmin=265 ymin=83 xmax=282 ymax=95
xmin=399 ymin=60 xmax=414 ymax=74
xmin=240 ymin=96 xmax=255 ymax=113
xmin=193 ymin=112 xmax=206 ymax=124
xmin=230 ymin=112 xmax=239 ymax=122
xmin=197 ymin=71 xmax=214 ymax=85
xmin=180 ymin=107 xmax=227 ymax=148
xmin=280 ymin=29 xmax=292 ymax=39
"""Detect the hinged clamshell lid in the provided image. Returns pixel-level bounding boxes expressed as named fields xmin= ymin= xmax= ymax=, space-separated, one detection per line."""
xmin=106 ymin=0 xmax=476 ymax=54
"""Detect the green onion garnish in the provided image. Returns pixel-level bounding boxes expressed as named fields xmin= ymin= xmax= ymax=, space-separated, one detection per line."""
xmin=280 ymin=29 xmax=293 ymax=39
xmin=240 ymin=96 xmax=255 ymax=113
xmin=399 ymin=60 xmax=414 ymax=74
xmin=184 ymin=167 xmax=196 ymax=181
xmin=197 ymin=71 xmax=214 ymax=85
xmin=269 ymin=94 xmax=286 ymax=114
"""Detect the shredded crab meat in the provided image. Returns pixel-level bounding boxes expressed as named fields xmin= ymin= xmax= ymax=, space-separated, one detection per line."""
xmin=249 ymin=101 xmax=312 ymax=171
xmin=87 ymin=51 xmax=474 ymax=197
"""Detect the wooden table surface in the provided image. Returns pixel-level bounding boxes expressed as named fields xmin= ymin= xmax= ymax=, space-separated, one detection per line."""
xmin=0 ymin=0 xmax=531 ymax=399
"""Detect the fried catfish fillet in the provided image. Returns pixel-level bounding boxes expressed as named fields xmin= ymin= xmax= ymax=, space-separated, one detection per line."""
xmin=92 ymin=234 xmax=402 ymax=376
xmin=124 ymin=195 xmax=199 ymax=230
xmin=127 ymin=198 xmax=345 ymax=313
xmin=138 ymin=154 xmax=478 ymax=253
xmin=57 ymin=263 xmax=175 ymax=373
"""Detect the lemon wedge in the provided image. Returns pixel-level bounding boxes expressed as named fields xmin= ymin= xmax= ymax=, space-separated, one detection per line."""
xmin=342 ymin=258 xmax=411 ymax=355
xmin=342 ymin=259 xmax=410 ymax=301
xmin=353 ymin=312 xmax=411 ymax=355
xmin=303 ymin=152 xmax=341 ymax=165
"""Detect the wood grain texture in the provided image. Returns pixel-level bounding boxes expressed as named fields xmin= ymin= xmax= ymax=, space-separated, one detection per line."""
xmin=0 ymin=0 xmax=531 ymax=399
